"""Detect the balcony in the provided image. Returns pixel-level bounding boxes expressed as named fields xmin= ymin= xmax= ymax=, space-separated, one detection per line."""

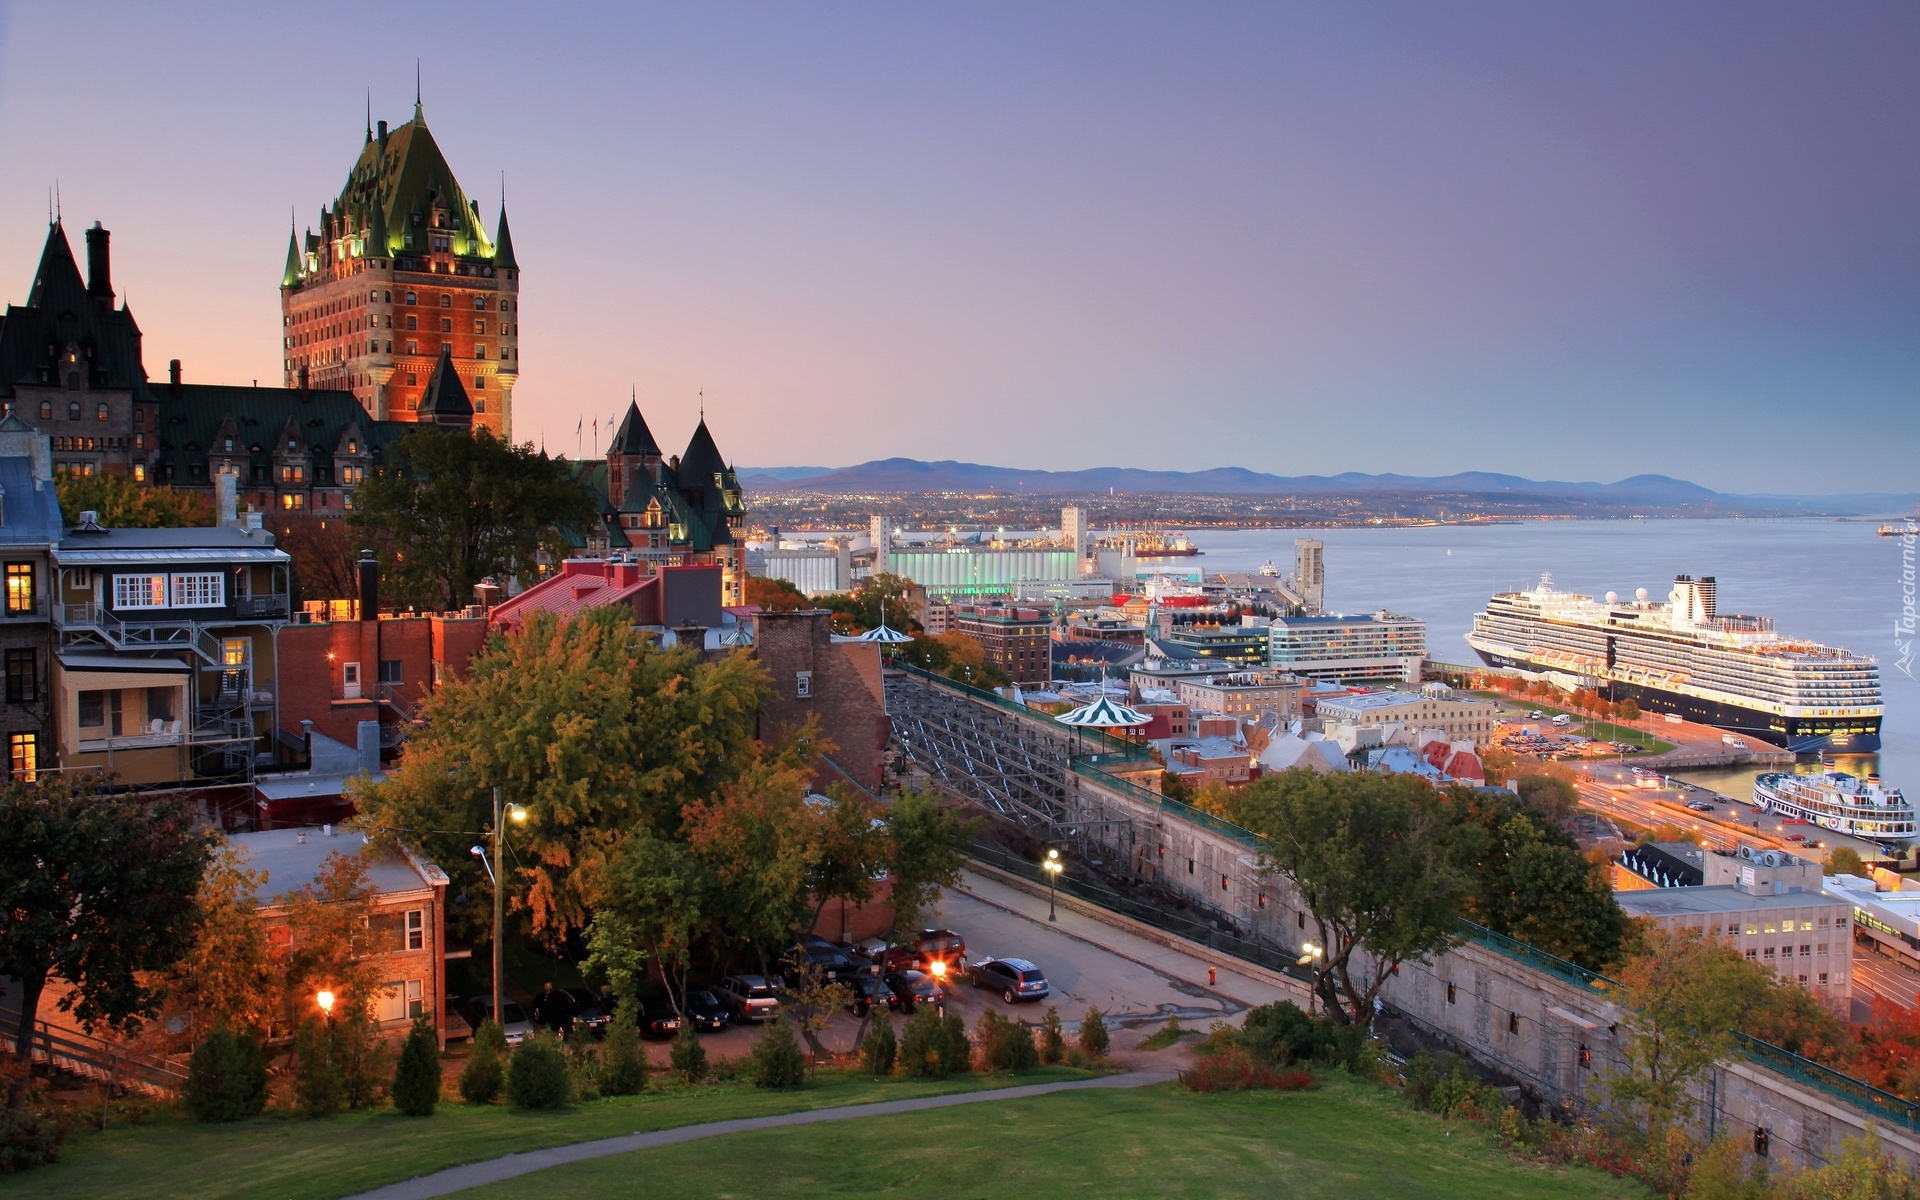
xmin=234 ymin=595 xmax=290 ymax=620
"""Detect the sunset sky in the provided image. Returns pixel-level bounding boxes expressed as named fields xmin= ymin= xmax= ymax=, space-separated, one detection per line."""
xmin=0 ymin=2 xmax=1913 ymax=492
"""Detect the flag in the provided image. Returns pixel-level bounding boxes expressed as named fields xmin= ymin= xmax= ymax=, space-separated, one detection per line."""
xmin=575 ymin=417 xmax=582 ymax=435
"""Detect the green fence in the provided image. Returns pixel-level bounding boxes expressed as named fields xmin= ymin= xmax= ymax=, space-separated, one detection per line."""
xmin=1732 ymin=1031 xmax=1920 ymax=1132
xmin=890 ymin=661 xmax=1142 ymax=757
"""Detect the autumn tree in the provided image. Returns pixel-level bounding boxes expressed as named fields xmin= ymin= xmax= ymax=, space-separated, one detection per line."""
xmin=817 ymin=572 xmax=920 ymax=635
xmin=744 ymin=575 xmax=809 ymax=611
xmin=56 ymin=473 xmax=210 ymax=528
xmin=807 ymin=786 xmax=892 ymax=941
xmin=1512 ymin=770 xmax=1579 ymax=824
xmin=354 ymin=605 xmax=768 ymax=939
xmin=1611 ymin=926 xmax=1809 ymax=1136
xmin=885 ymin=784 xmax=977 ymax=931
xmin=1224 ymin=769 xmax=1479 ymax=1025
xmin=279 ymin=851 xmax=385 ymax=1027
xmin=268 ymin=515 xmax=362 ymax=603
xmin=684 ymin=737 xmax=824 ymax=976
xmin=347 ymin=425 xmax=597 ymax=611
xmin=155 ymin=844 xmax=279 ymax=1047
xmin=0 ymin=778 xmax=211 ymax=1107
xmin=1444 ymin=788 xmax=1627 ymax=971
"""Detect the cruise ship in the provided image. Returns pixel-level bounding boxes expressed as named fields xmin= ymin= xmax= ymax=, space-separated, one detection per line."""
xmin=1466 ymin=574 xmax=1882 ymax=753
xmin=1755 ymin=767 xmax=1913 ymax=842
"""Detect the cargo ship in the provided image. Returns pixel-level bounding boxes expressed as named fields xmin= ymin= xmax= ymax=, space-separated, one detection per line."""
xmin=1466 ymin=574 xmax=1883 ymax=754
xmin=1754 ymin=765 xmax=1913 ymax=841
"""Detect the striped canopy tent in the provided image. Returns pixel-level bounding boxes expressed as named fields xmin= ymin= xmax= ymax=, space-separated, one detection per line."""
xmin=1056 ymin=695 xmax=1151 ymax=729
xmin=857 ymin=623 xmax=914 ymax=644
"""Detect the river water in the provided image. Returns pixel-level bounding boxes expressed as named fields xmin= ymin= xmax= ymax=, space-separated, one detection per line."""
xmin=1177 ymin=520 xmax=1916 ymax=796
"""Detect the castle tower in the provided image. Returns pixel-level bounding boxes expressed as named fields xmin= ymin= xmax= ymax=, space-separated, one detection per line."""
xmin=280 ymin=98 xmax=518 ymax=438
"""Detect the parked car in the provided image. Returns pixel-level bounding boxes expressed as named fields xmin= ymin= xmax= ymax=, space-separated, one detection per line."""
xmin=681 ymin=988 xmax=732 ymax=1033
xmin=714 ymin=974 xmax=782 ymax=1023
xmin=875 ymin=928 xmax=969 ymax=973
xmin=463 ymin=996 xmax=534 ymax=1046
xmin=561 ymin=987 xmax=613 ymax=1039
xmin=636 ymin=996 xmax=683 ymax=1039
xmin=783 ymin=942 xmax=871 ymax=982
xmin=967 ymin=957 xmax=1050 ymax=1004
xmin=883 ymin=970 xmax=940 ymax=1013
xmin=847 ymin=973 xmax=893 ymax=1017
xmin=1685 ymin=801 xmax=1716 ymax=813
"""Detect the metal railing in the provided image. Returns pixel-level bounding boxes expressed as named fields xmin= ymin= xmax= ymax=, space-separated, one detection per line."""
xmin=1731 ymin=1032 xmax=1920 ymax=1132
xmin=0 ymin=1006 xmax=187 ymax=1095
xmin=890 ymin=661 xmax=1140 ymax=757
xmin=234 ymin=595 xmax=290 ymax=619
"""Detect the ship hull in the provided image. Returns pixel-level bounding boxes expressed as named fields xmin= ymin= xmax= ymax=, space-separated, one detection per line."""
xmin=1469 ymin=647 xmax=1883 ymax=754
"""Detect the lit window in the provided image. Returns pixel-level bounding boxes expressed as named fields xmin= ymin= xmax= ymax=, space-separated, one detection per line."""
xmin=281 ymin=493 xmax=306 ymax=511
xmin=170 ymin=573 xmax=225 ymax=608
xmin=8 ymin=731 xmax=36 ymax=782
xmin=37 ymin=401 xmax=50 ymax=420
xmin=4 ymin=563 xmax=33 ymax=615
xmin=113 ymin=574 xmax=167 ymax=608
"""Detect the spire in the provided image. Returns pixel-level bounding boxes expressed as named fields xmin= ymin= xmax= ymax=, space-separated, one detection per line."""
xmin=610 ymin=400 xmax=661 ymax=458
xmin=414 ymin=60 xmax=423 ymax=122
xmin=365 ymin=89 xmax=373 ymax=142
xmin=282 ymin=226 xmax=302 ymax=287
xmin=416 ymin=345 xmax=473 ymax=426
xmin=26 ymin=220 xmax=87 ymax=309
xmin=493 ymin=204 xmax=517 ymax=270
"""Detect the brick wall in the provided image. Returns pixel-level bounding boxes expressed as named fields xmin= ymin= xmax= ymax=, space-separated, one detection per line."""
xmin=752 ymin=609 xmax=886 ymax=792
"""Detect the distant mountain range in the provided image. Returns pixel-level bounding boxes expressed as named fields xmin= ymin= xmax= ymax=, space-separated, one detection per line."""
xmin=736 ymin=458 xmax=1915 ymax=514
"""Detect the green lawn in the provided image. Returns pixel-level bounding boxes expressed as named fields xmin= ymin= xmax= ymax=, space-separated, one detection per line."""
xmin=451 ymin=1074 xmax=1648 ymax=1200
xmin=12 ymin=1068 xmax=1099 ymax=1200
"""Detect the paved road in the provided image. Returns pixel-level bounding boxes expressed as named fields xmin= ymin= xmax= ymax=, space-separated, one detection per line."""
xmin=345 ymin=1068 xmax=1179 ymax=1200
xmin=1853 ymin=944 xmax=1920 ymax=1012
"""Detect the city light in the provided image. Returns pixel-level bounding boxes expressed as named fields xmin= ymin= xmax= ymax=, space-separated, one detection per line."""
xmin=316 ymin=989 xmax=335 ymax=1015
xmin=1042 ymin=848 xmax=1064 ymax=922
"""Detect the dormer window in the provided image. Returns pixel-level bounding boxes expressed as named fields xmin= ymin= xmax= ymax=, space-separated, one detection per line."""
xmin=224 ymin=438 xmax=234 ymax=452
xmin=347 ymin=439 xmax=359 ymax=454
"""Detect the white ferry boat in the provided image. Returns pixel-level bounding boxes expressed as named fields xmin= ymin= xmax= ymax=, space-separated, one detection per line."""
xmin=1753 ymin=765 xmax=1914 ymax=841
xmin=1467 ymin=573 xmax=1882 ymax=754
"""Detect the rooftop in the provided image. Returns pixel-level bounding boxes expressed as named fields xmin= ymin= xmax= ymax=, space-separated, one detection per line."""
xmin=1614 ymin=884 xmax=1849 ymax=918
xmin=1319 ymin=689 xmax=1488 ymax=712
xmin=52 ymin=524 xmax=288 ymax=564
xmin=227 ymin=827 xmax=444 ymax=906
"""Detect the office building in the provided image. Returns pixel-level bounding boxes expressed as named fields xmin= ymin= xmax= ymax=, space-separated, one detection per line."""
xmin=1162 ymin=623 xmax=1269 ymax=667
xmin=1312 ymin=683 xmax=1497 ymax=745
xmin=886 ymin=547 xmax=1077 ymax=601
xmin=1175 ymin=671 xmax=1304 ymax=723
xmin=1061 ymin=505 xmax=1088 ymax=561
xmin=951 ymin=603 xmax=1052 ymax=684
xmin=1267 ymin=611 xmax=1426 ymax=682
xmin=1289 ymin=537 xmax=1325 ymax=614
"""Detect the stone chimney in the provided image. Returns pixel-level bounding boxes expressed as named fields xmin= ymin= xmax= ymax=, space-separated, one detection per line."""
xmin=215 ymin=471 xmax=239 ymax=527
xmin=85 ymin=222 xmax=114 ymax=310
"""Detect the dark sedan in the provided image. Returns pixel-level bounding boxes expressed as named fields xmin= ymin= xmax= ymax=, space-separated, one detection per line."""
xmin=562 ymin=987 xmax=613 ymax=1038
xmin=883 ymin=970 xmax=939 ymax=1013
xmin=968 ymin=957 xmax=1050 ymax=1004
xmin=636 ymin=996 xmax=683 ymax=1039
xmin=681 ymin=989 xmax=731 ymax=1033
xmin=847 ymin=973 xmax=892 ymax=1017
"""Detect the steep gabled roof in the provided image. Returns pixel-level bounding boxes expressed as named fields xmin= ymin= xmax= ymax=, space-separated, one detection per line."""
xmin=26 ymin=222 xmax=88 ymax=310
xmin=610 ymin=400 xmax=661 ymax=458
xmin=493 ymin=205 xmax=517 ymax=271
xmin=149 ymin=383 xmax=406 ymax=481
xmin=0 ymin=222 xmax=148 ymax=398
xmin=330 ymin=111 xmax=494 ymax=262
xmin=417 ymin=345 xmax=473 ymax=422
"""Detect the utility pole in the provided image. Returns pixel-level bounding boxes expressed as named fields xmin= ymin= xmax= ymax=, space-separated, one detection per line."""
xmin=492 ymin=785 xmax=505 ymax=1034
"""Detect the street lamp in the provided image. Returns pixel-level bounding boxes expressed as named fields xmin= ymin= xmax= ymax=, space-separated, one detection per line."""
xmin=1296 ymin=942 xmax=1323 ymax=1013
xmin=1041 ymin=848 xmax=1064 ymax=922
xmin=473 ymin=787 xmax=528 ymax=1036
xmin=316 ymin=989 xmax=335 ymax=1029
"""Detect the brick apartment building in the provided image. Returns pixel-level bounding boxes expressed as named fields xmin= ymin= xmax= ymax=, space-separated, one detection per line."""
xmin=951 ymin=603 xmax=1051 ymax=685
xmin=751 ymin=608 xmax=888 ymax=793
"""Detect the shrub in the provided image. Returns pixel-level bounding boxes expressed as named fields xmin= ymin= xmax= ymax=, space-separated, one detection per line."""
xmin=390 ymin=1016 xmax=441 ymax=1116
xmin=1000 ymin=1020 xmax=1039 ymax=1072
xmin=939 ymin=1012 xmax=973 ymax=1075
xmin=184 ymin=1027 xmax=268 ymax=1123
xmin=1039 ymin=1007 xmax=1066 ymax=1065
xmin=1240 ymin=1001 xmax=1332 ymax=1066
xmin=862 ymin=1018 xmax=898 ymax=1077
xmin=332 ymin=1014 xmax=389 ymax=1110
xmin=1078 ymin=1007 xmax=1110 ymax=1059
xmin=751 ymin=1017 xmax=806 ymax=1089
xmin=602 ymin=1018 xmax=649 ymax=1096
xmin=668 ymin=1021 xmax=706 ymax=1086
xmin=899 ymin=1006 xmax=947 ymax=1079
xmin=974 ymin=1011 xmax=1005 ymax=1063
xmin=293 ymin=1018 xmax=343 ymax=1117
xmin=459 ymin=1024 xmax=505 ymax=1106
xmin=508 ymin=1033 xmax=572 ymax=1110
xmin=1181 ymin=1047 xmax=1314 ymax=1093
xmin=474 ymin=1017 xmax=507 ymax=1057
xmin=0 ymin=1108 xmax=61 ymax=1173
xmin=564 ymin=1037 xmax=601 ymax=1102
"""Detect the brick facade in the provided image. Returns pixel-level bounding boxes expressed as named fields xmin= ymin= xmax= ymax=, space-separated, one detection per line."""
xmin=751 ymin=609 xmax=887 ymax=792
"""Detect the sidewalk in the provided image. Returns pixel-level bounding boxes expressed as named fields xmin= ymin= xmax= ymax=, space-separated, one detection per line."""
xmin=954 ymin=868 xmax=1299 ymax=1015
xmin=345 ymin=1069 xmax=1178 ymax=1200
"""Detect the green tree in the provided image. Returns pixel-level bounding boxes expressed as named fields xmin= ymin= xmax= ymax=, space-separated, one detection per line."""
xmin=1611 ymin=926 xmax=1780 ymax=1136
xmin=56 ymin=473 xmax=210 ymax=528
xmin=1078 ymin=1007 xmax=1110 ymax=1059
xmin=1444 ymin=788 xmax=1627 ymax=971
xmin=1039 ymin=1007 xmax=1066 ymax=1065
xmin=155 ymin=844 xmax=278 ymax=1048
xmin=459 ymin=1022 xmax=505 ymax=1105
xmin=347 ymin=425 xmax=597 ymax=611
xmin=751 ymin=1017 xmax=806 ymax=1089
xmin=885 ymin=785 xmax=976 ymax=931
xmin=938 ymin=1012 xmax=972 ymax=1075
xmin=807 ymin=787 xmax=891 ymax=940
xmin=279 ymin=851 xmax=385 ymax=1030
xmin=1825 ymin=846 xmax=1865 ymax=877
xmin=293 ymin=1018 xmax=344 ymax=1117
xmin=862 ymin=1018 xmax=897 ymax=1076
xmin=600 ymin=1013 xmax=649 ymax=1096
xmin=331 ymin=1012 xmax=389 ymax=1110
xmin=0 ymin=778 xmax=211 ymax=1108
xmin=356 ymin=605 xmax=768 ymax=939
xmin=507 ymin=1032 xmax=572 ymax=1109
xmin=684 ymin=737 xmax=824 ymax=975
xmin=183 ymin=1027 xmax=268 ymax=1122
xmin=1513 ymin=772 xmax=1579 ymax=823
xmin=899 ymin=1006 xmax=947 ymax=1078
xmin=1224 ymin=770 xmax=1478 ymax=1025
xmin=588 ymin=834 xmax=714 ymax=1014
xmin=390 ymin=1016 xmax=442 ymax=1116
xmin=816 ymin=572 xmax=920 ymax=635
xmin=1779 ymin=1127 xmax=1920 ymax=1200
xmin=668 ymin=1021 xmax=707 ymax=1085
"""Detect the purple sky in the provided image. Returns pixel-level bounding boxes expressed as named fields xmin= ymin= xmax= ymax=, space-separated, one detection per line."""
xmin=0 ymin=2 xmax=1913 ymax=492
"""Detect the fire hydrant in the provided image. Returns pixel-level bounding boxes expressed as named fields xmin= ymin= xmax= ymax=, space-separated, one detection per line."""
xmin=1208 ymin=967 xmax=1218 ymax=986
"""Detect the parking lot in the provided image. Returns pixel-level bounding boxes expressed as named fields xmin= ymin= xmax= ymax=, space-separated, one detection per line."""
xmin=614 ymin=869 xmax=1301 ymax=1066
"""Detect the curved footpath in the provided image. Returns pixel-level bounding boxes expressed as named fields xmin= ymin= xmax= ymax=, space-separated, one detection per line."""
xmin=344 ymin=1068 xmax=1179 ymax=1200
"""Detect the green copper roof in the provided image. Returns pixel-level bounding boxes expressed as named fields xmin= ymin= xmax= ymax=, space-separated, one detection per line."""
xmin=493 ymin=205 xmax=518 ymax=271
xmin=610 ymin=400 xmax=660 ymax=457
xmin=321 ymin=112 xmax=499 ymax=264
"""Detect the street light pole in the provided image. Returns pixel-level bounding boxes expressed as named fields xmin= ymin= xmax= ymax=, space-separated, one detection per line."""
xmin=1042 ymin=848 xmax=1063 ymax=922
xmin=474 ymin=786 xmax=527 ymax=1035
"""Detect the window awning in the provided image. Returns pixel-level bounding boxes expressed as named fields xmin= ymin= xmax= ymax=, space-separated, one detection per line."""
xmin=56 ymin=652 xmax=191 ymax=675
